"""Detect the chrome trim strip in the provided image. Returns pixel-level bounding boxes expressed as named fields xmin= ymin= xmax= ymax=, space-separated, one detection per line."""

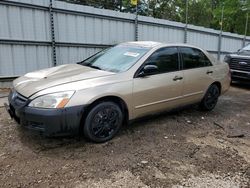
xmin=135 ymin=96 xmax=183 ymax=109
xmin=230 ymin=69 xmax=250 ymax=74
xmin=183 ymin=91 xmax=203 ymax=98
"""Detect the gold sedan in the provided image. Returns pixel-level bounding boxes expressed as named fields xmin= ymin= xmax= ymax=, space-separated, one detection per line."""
xmin=6 ymin=41 xmax=231 ymax=142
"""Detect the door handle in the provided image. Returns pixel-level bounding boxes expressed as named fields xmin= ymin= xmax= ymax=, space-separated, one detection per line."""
xmin=206 ymin=70 xmax=213 ymax=74
xmin=173 ymin=76 xmax=183 ymax=81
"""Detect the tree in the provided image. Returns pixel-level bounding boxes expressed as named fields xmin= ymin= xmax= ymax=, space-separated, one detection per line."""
xmin=210 ymin=0 xmax=249 ymax=34
xmin=58 ymin=0 xmax=250 ymax=35
xmin=121 ymin=0 xmax=149 ymax=15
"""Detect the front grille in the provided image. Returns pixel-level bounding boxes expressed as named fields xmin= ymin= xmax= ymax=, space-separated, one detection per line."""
xmin=229 ymin=58 xmax=250 ymax=72
xmin=10 ymin=90 xmax=28 ymax=106
xmin=15 ymin=92 xmax=28 ymax=105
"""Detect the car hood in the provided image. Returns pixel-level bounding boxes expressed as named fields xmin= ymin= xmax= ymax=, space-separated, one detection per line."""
xmin=13 ymin=64 xmax=115 ymax=97
xmin=229 ymin=53 xmax=250 ymax=58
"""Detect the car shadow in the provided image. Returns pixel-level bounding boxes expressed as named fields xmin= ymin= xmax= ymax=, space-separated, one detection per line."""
xmin=18 ymin=104 xmax=206 ymax=155
xmin=18 ymin=127 xmax=86 ymax=151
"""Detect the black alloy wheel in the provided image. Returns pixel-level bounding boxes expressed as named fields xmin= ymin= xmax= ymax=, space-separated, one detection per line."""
xmin=200 ymin=84 xmax=220 ymax=111
xmin=84 ymin=101 xmax=123 ymax=142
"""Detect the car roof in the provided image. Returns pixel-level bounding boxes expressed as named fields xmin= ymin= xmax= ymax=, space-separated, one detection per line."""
xmin=120 ymin=41 xmax=218 ymax=64
xmin=122 ymin=41 xmax=204 ymax=50
xmin=122 ymin=41 xmax=162 ymax=48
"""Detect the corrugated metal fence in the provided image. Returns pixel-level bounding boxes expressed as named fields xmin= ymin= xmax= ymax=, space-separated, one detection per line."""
xmin=1 ymin=0 xmax=250 ymax=78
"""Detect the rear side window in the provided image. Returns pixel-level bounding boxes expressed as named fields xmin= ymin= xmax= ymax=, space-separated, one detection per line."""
xmin=180 ymin=47 xmax=212 ymax=69
xmin=144 ymin=47 xmax=179 ymax=74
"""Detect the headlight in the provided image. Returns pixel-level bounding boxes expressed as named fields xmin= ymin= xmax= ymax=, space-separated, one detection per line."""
xmin=28 ymin=91 xmax=75 ymax=108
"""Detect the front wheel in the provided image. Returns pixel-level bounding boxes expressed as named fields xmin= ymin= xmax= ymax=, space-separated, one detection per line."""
xmin=84 ymin=101 xmax=123 ymax=143
xmin=199 ymin=84 xmax=220 ymax=111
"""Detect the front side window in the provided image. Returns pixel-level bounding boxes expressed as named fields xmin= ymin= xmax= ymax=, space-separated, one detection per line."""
xmin=143 ymin=47 xmax=179 ymax=74
xmin=80 ymin=45 xmax=149 ymax=73
xmin=180 ymin=47 xmax=212 ymax=69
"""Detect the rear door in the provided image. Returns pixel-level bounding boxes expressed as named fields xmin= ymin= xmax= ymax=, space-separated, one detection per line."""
xmin=179 ymin=47 xmax=215 ymax=104
xmin=132 ymin=47 xmax=183 ymax=118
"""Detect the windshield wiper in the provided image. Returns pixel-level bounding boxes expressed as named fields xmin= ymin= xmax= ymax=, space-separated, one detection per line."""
xmin=80 ymin=63 xmax=102 ymax=70
xmin=77 ymin=60 xmax=85 ymax=64
xmin=88 ymin=65 xmax=101 ymax=70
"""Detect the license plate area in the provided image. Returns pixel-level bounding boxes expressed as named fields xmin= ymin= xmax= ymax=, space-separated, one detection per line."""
xmin=4 ymin=103 xmax=20 ymax=123
xmin=4 ymin=103 xmax=13 ymax=119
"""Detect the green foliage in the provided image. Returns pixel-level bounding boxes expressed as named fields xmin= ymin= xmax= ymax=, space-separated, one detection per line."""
xmin=211 ymin=0 xmax=245 ymax=34
xmin=58 ymin=0 xmax=250 ymax=35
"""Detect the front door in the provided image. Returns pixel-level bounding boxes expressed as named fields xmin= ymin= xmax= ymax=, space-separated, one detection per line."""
xmin=133 ymin=47 xmax=183 ymax=118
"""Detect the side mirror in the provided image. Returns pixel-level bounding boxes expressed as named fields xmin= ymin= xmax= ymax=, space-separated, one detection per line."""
xmin=138 ymin=65 xmax=158 ymax=77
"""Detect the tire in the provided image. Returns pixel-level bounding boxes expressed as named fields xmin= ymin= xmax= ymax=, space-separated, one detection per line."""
xmin=84 ymin=101 xmax=123 ymax=143
xmin=199 ymin=84 xmax=220 ymax=111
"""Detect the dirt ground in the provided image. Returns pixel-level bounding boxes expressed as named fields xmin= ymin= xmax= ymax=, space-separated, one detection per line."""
xmin=0 ymin=83 xmax=250 ymax=188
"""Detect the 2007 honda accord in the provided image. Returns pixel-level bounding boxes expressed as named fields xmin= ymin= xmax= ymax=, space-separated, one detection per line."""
xmin=5 ymin=41 xmax=231 ymax=142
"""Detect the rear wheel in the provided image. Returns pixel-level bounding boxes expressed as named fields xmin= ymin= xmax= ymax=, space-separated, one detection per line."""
xmin=84 ymin=101 xmax=123 ymax=143
xmin=199 ymin=84 xmax=220 ymax=111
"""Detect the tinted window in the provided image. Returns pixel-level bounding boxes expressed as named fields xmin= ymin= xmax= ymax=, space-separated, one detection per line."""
xmin=143 ymin=47 xmax=179 ymax=74
xmin=180 ymin=47 xmax=212 ymax=69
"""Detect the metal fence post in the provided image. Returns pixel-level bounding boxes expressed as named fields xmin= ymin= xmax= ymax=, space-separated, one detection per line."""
xmin=217 ymin=32 xmax=222 ymax=60
xmin=184 ymin=26 xmax=188 ymax=43
xmin=49 ymin=0 xmax=57 ymax=66
xmin=134 ymin=3 xmax=138 ymax=41
xmin=217 ymin=4 xmax=224 ymax=60
xmin=184 ymin=0 xmax=188 ymax=43
xmin=243 ymin=12 xmax=249 ymax=47
xmin=243 ymin=37 xmax=246 ymax=47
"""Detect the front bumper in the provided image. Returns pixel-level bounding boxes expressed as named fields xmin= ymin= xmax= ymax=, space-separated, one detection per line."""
xmin=6 ymin=91 xmax=85 ymax=136
xmin=231 ymin=69 xmax=250 ymax=81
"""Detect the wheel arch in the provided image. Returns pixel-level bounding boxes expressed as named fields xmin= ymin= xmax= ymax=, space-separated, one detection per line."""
xmin=201 ymin=81 xmax=222 ymax=100
xmin=79 ymin=95 xmax=129 ymax=134
xmin=211 ymin=81 xmax=222 ymax=94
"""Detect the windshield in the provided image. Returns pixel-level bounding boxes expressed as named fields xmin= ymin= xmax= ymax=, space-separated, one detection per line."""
xmin=241 ymin=44 xmax=250 ymax=51
xmin=81 ymin=45 xmax=150 ymax=73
